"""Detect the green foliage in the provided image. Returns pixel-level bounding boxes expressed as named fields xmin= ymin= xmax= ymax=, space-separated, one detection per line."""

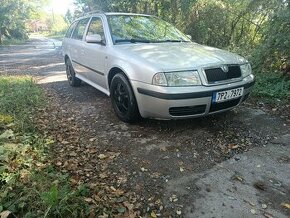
xmin=0 ymin=0 xmax=30 ymax=42
xmin=252 ymin=2 xmax=290 ymax=73
xmin=65 ymin=9 xmax=74 ymax=24
xmin=0 ymin=77 xmax=44 ymax=132
xmin=49 ymin=14 xmax=69 ymax=35
xmin=253 ymin=72 xmax=290 ymax=100
xmin=0 ymin=0 xmax=50 ymax=43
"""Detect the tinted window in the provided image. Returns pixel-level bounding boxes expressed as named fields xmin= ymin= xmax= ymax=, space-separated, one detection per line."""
xmin=87 ymin=17 xmax=105 ymax=40
xmin=72 ymin=18 xmax=90 ymax=40
xmin=65 ymin=21 xmax=77 ymax=38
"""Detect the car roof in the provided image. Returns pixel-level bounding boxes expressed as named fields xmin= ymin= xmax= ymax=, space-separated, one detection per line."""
xmin=76 ymin=12 xmax=151 ymax=20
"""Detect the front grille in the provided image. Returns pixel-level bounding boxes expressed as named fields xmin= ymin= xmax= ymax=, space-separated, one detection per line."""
xmin=205 ymin=65 xmax=241 ymax=83
xmin=169 ymin=105 xmax=206 ymax=116
xmin=209 ymin=97 xmax=241 ymax=112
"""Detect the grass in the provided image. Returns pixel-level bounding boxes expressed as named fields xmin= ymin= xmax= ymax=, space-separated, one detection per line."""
xmin=252 ymin=72 xmax=290 ymax=101
xmin=0 ymin=76 xmax=91 ymax=217
xmin=0 ymin=38 xmax=27 ymax=46
xmin=42 ymin=31 xmax=65 ymax=40
xmin=0 ymin=76 xmax=44 ymax=132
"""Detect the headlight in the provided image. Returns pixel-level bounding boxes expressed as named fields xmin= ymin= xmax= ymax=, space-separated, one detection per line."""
xmin=240 ymin=63 xmax=252 ymax=77
xmin=152 ymin=71 xmax=201 ymax=86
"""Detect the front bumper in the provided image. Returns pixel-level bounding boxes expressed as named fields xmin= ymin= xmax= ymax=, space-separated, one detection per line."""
xmin=132 ymin=75 xmax=255 ymax=119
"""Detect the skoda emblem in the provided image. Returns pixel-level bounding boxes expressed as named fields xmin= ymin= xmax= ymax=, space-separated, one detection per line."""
xmin=221 ymin=65 xmax=229 ymax=73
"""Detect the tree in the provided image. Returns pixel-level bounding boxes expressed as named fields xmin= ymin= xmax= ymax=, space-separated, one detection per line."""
xmin=65 ymin=9 xmax=74 ymax=24
xmin=253 ymin=0 xmax=290 ymax=74
xmin=0 ymin=0 xmax=49 ymax=43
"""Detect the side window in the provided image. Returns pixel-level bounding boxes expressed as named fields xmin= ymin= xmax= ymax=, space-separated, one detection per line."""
xmin=65 ymin=21 xmax=77 ymax=38
xmin=87 ymin=17 xmax=105 ymax=40
xmin=72 ymin=18 xmax=89 ymax=40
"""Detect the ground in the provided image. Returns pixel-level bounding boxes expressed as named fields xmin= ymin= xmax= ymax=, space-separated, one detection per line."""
xmin=0 ymin=37 xmax=289 ymax=217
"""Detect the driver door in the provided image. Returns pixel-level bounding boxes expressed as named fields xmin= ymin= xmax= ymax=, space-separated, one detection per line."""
xmin=81 ymin=17 xmax=108 ymax=90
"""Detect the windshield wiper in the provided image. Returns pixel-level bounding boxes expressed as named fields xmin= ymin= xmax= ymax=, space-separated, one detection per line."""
xmin=115 ymin=39 xmax=151 ymax=44
xmin=155 ymin=39 xmax=190 ymax=43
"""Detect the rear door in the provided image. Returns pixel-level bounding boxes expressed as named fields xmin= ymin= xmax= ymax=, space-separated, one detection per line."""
xmin=62 ymin=21 xmax=77 ymax=57
xmin=81 ymin=16 xmax=108 ymax=90
xmin=70 ymin=18 xmax=90 ymax=79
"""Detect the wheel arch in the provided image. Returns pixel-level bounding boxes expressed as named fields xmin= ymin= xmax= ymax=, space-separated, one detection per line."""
xmin=107 ymin=67 xmax=131 ymax=89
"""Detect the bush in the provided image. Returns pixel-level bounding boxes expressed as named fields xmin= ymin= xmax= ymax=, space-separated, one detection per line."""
xmin=252 ymin=72 xmax=290 ymax=100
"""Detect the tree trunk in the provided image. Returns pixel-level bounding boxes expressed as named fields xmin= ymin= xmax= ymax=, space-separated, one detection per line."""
xmin=154 ymin=1 xmax=158 ymax=16
xmin=144 ymin=2 xmax=149 ymax=14
xmin=171 ymin=0 xmax=178 ymax=24
xmin=0 ymin=28 xmax=2 ymax=44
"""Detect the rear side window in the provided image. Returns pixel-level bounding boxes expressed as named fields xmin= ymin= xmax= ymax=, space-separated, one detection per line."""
xmin=87 ymin=17 xmax=105 ymax=40
xmin=65 ymin=21 xmax=77 ymax=38
xmin=72 ymin=18 xmax=90 ymax=40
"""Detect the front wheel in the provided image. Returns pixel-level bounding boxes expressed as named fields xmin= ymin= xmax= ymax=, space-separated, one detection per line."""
xmin=110 ymin=73 xmax=141 ymax=123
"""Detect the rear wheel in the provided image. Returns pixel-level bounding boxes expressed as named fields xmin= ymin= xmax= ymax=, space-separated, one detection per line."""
xmin=65 ymin=59 xmax=81 ymax=87
xmin=110 ymin=73 xmax=141 ymax=123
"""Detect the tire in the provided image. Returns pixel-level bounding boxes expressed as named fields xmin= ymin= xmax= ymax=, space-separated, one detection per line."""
xmin=110 ymin=73 xmax=141 ymax=123
xmin=65 ymin=59 xmax=81 ymax=87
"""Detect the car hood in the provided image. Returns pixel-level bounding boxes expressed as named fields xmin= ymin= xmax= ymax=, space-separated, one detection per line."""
xmin=116 ymin=42 xmax=247 ymax=71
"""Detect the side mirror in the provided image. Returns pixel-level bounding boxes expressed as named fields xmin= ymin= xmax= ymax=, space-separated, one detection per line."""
xmin=86 ymin=34 xmax=104 ymax=44
xmin=186 ymin=34 xmax=192 ymax=40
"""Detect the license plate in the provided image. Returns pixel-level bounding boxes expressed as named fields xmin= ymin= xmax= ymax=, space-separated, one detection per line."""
xmin=213 ymin=87 xmax=244 ymax=103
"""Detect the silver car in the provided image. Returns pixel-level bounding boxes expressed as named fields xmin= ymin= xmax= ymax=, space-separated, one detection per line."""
xmin=62 ymin=12 xmax=255 ymax=123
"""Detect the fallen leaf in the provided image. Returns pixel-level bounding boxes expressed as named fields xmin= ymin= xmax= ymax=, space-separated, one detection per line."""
xmin=110 ymin=186 xmax=117 ymax=192
xmin=108 ymin=152 xmax=121 ymax=159
xmin=250 ymin=209 xmax=256 ymax=214
xmin=89 ymin=137 xmax=96 ymax=142
xmin=264 ymin=213 xmax=274 ymax=218
xmin=141 ymin=167 xmax=148 ymax=172
xmin=253 ymin=181 xmax=267 ymax=191
xmin=228 ymin=144 xmax=239 ymax=149
xmin=123 ymin=201 xmax=134 ymax=211
xmin=232 ymin=174 xmax=244 ymax=183
xmin=0 ymin=130 xmax=14 ymax=140
xmin=170 ymin=194 xmax=178 ymax=202
xmin=84 ymin=198 xmax=94 ymax=203
xmin=0 ymin=210 xmax=11 ymax=218
xmin=151 ymin=211 xmax=157 ymax=218
xmin=117 ymin=207 xmax=126 ymax=213
xmin=281 ymin=203 xmax=290 ymax=209
xmin=99 ymin=173 xmax=108 ymax=179
xmin=61 ymin=140 xmax=69 ymax=145
xmin=98 ymin=154 xmax=107 ymax=160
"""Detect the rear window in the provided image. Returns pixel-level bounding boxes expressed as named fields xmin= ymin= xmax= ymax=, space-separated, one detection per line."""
xmin=72 ymin=18 xmax=90 ymax=40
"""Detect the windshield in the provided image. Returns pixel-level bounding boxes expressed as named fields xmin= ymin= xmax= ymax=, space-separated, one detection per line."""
xmin=107 ymin=15 xmax=191 ymax=44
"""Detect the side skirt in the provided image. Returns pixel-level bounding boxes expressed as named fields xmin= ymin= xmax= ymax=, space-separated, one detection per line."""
xmin=76 ymin=74 xmax=110 ymax=96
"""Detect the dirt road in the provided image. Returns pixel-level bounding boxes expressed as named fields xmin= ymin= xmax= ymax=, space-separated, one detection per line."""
xmin=0 ymin=37 xmax=289 ymax=217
